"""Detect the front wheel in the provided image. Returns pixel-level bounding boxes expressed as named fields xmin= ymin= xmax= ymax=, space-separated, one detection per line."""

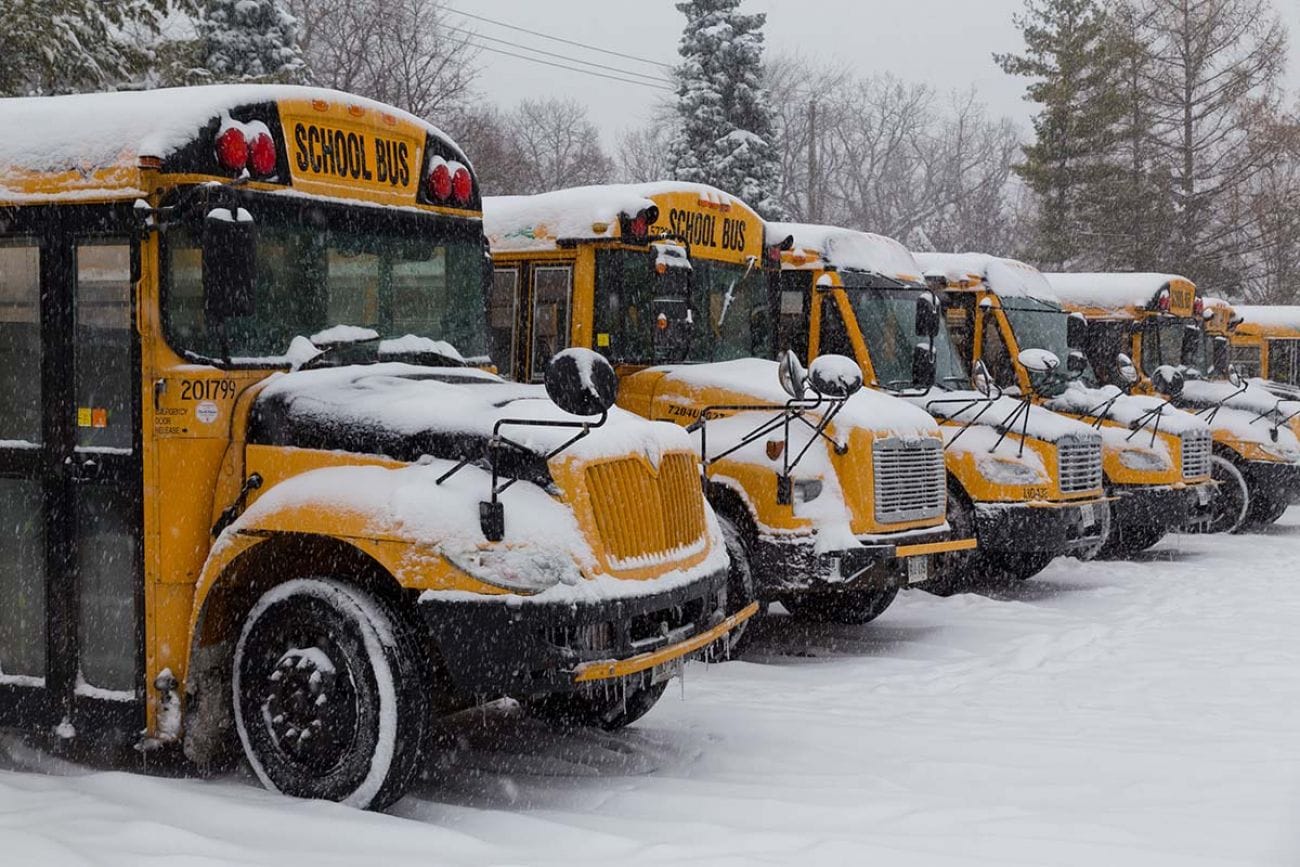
xmin=233 ymin=578 xmax=430 ymax=811
xmin=781 ymin=585 xmax=899 ymax=625
xmin=525 ymin=681 xmax=668 ymax=731
xmin=1201 ymin=456 xmax=1249 ymax=534
xmin=984 ymin=550 xmax=1056 ymax=582
xmin=716 ymin=514 xmax=758 ymax=656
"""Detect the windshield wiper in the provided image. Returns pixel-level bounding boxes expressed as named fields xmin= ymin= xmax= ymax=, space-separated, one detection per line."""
xmin=716 ymin=256 xmax=757 ymax=329
xmin=298 ymin=335 xmax=384 ymax=371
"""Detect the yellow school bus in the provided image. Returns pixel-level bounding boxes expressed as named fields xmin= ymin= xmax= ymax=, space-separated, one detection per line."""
xmin=917 ymin=253 xmax=1215 ymax=556
xmin=1230 ymin=306 xmax=1300 ymax=393
xmin=486 ymin=183 xmax=973 ymax=629
xmin=768 ymin=225 xmax=1108 ymax=588
xmin=0 ymin=86 xmax=752 ymax=810
xmin=1045 ymin=273 xmax=1300 ymax=531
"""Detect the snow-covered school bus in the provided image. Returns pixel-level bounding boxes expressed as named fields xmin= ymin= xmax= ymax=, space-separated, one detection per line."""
xmin=917 ymin=254 xmax=1215 ymax=557
xmin=1046 ymin=273 xmax=1300 ymax=532
xmin=485 ymin=184 xmax=973 ymax=631
xmin=767 ymin=226 xmax=1107 ymax=589
xmin=0 ymin=86 xmax=752 ymax=809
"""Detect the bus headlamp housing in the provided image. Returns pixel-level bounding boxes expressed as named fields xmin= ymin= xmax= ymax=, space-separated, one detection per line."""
xmin=976 ymin=454 xmax=1048 ymax=487
xmin=444 ymin=546 xmax=582 ymax=594
xmin=792 ymin=479 xmax=824 ymax=504
xmin=1118 ymin=447 xmax=1171 ymax=472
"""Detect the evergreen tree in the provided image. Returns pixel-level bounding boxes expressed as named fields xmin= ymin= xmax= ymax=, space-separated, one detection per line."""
xmin=996 ymin=0 xmax=1121 ymax=269
xmin=668 ymin=0 xmax=785 ymax=219
xmin=0 ymin=0 xmax=182 ymax=95
xmin=197 ymin=0 xmax=305 ymax=83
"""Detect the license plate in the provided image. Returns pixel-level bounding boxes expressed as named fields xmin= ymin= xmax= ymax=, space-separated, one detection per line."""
xmin=1197 ymin=486 xmax=1212 ymax=506
xmin=1080 ymin=503 xmax=1096 ymax=528
xmin=651 ymin=657 xmax=684 ymax=685
xmin=907 ymin=555 xmax=929 ymax=584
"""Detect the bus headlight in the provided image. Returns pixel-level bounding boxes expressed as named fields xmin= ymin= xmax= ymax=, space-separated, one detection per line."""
xmin=443 ymin=546 xmax=581 ymax=594
xmin=1118 ymin=447 xmax=1171 ymax=472
xmin=976 ymin=455 xmax=1047 ymax=487
xmin=793 ymin=479 xmax=824 ymax=503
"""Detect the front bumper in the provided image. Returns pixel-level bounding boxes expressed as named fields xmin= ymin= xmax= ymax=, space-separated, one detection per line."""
xmin=1110 ymin=481 xmax=1216 ymax=532
xmin=974 ymin=498 xmax=1108 ymax=554
xmin=751 ymin=526 xmax=976 ymax=596
xmin=419 ymin=566 xmax=747 ymax=699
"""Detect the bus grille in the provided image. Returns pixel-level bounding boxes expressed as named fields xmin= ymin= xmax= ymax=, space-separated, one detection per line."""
xmin=584 ymin=453 xmax=708 ymax=570
xmin=1057 ymin=436 xmax=1103 ymax=494
xmin=873 ymin=438 xmax=946 ymax=524
xmin=1181 ymin=429 xmax=1212 ymax=480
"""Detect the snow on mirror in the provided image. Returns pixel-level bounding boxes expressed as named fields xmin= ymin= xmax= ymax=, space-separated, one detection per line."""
xmin=1151 ymin=364 xmax=1185 ymax=398
xmin=544 ymin=348 xmax=618 ymax=417
xmin=807 ymin=354 xmax=863 ymax=399
xmin=1117 ymin=353 xmax=1139 ymax=384
xmin=1018 ymin=347 xmax=1061 ymax=374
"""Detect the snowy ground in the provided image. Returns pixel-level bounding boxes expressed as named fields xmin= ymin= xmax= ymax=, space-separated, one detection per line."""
xmin=5 ymin=514 xmax=1300 ymax=866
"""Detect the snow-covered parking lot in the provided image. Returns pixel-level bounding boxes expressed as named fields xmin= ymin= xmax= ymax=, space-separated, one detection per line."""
xmin=5 ymin=513 xmax=1300 ymax=866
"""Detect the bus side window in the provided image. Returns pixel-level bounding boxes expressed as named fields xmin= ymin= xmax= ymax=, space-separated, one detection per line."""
xmin=778 ymin=272 xmax=810 ymax=358
xmin=945 ymin=296 xmax=976 ymax=367
xmin=1268 ymin=339 xmax=1296 ymax=385
xmin=490 ymin=267 xmax=519 ymax=378
xmin=75 ymin=244 xmax=133 ymax=452
xmin=1231 ymin=344 xmax=1261 ymax=380
xmin=530 ymin=266 xmax=572 ymax=381
xmin=818 ymin=295 xmax=855 ymax=359
xmin=0 ymin=242 xmax=41 ymax=443
xmin=980 ymin=313 xmax=1017 ymax=389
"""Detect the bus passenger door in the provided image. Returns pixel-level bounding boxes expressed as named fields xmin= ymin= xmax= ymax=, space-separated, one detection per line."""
xmin=489 ymin=266 xmax=522 ymax=380
xmin=529 ymin=266 xmax=572 ymax=382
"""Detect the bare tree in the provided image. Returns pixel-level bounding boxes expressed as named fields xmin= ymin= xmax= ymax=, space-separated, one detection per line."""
xmin=506 ymin=98 xmax=615 ymax=194
xmin=287 ymin=0 xmax=478 ymax=119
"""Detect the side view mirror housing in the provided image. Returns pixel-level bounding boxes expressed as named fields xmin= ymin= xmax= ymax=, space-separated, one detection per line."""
xmin=1151 ymin=364 xmax=1185 ymax=399
xmin=1067 ymin=312 xmax=1088 ymax=351
xmin=915 ymin=292 xmax=941 ymax=340
xmin=1212 ymin=336 xmax=1230 ymax=376
xmin=972 ymin=359 xmax=995 ymax=397
xmin=545 ymin=348 xmax=619 ymax=416
xmin=1228 ymin=363 xmax=1244 ymax=389
xmin=1117 ymin=353 xmax=1139 ymax=385
xmin=807 ymin=354 xmax=863 ymax=399
xmin=1067 ymin=350 xmax=1088 ymax=374
xmin=778 ymin=350 xmax=808 ymax=399
xmin=912 ymin=342 xmax=937 ymax=390
xmin=202 ymin=207 xmax=257 ymax=323
xmin=1018 ymin=347 xmax=1061 ymax=375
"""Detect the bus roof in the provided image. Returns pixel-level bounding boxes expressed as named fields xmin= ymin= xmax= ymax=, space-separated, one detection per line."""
xmin=1043 ymin=272 xmax=1193 ymax=312
xmin=914 ymin=252 xmax=1058 ymax=303
xmin=766 ymin=222 xmax=923 ymax=285
xmin=0 ymin=85 xmax=465 ymax=203
xmin=484 ymin=182 xmax=751 ymax=253
xmin=1233 ymin=305 xmax=1300 ymax=336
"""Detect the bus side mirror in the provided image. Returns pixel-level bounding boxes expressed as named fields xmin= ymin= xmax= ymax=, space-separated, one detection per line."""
xmin=778 ymin=350 xmax=808 ymax=398
xmin=202 ymin=207 xmax=257 ymax=323
xmin=1181 ymin=324 xmax=1202 ymax=366
xmin=1228 ymin=364 xmax=1243 ymax=388
xmin=1213 ymin=337 xmax=1230 ymax=376
xmin=1018 ymin=348 xmax=1061 ymax=374
xmin=545 ymin=348 xmax=619 ymax=416
xmin=1068 ymin=350 xmax=1088 ymax=374
xmin=808 ymin=354 xmax=863 ymax=399
xmin=1067 ymin=312 xmax=1088 ymax=350
xmin=972 ymin=359 xmax=994 ymax=397
xmin=912 ymin=342 xmax=937 ymax=390
xmin=1152 ymin=364 xmax=1185 ymax=398
xmin=915 ymin=292 xmax=941 ymax=339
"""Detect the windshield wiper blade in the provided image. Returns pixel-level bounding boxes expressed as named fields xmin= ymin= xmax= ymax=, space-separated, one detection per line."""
xmin=298 ymin=335 xmax=384 ymax=370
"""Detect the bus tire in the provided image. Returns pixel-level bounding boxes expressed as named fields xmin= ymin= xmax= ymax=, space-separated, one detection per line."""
xmin=1096 ymin=522 xmax=1167 ymax=559
xmin=233 ymin=577 xmax=430 ymax=811
xmin=781 ymin=586 xmax=899 ymax=625
xmin=985 ymin=550 xmax=1056 ymax=582
xmin=525 ymin=681 xmax=668 ymax=731
xmin=1205 ymin=456 xmax=1250 ymax=535
xmin=717 ymin=514 xmax=757 ymax=657
xmin=1244 ymin=482 xmax=1289 ymax=528
xmin=919 ymin=482 xmax=980 ymax=596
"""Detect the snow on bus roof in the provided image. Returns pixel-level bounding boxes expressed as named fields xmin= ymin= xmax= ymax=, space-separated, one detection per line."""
xmin=914 ymin=252 xmax=1058 ymax=302
xmin=0 ymin=85 xmax=462 ymax=176
xmin=766 ymin=222 xmax=923 ymax=284
xmin=483 ymin=182 xmax=742 ymax=252
xmin=1234 ymin=305 xmax=1300 ymax=332
xmin=1042 ymin=273 xmax=1190 ymax=310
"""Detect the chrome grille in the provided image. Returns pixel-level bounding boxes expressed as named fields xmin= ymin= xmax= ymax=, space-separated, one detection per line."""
xmin=1057 ymin=436 xmax=1104 ymax=494
xmin=873 ymin=437 xmax=946 ymax=524
xmin=1180 ymin=429 xmax=1212 ymax=480
xmin=584 ymin=453 xmax=708 ymax=569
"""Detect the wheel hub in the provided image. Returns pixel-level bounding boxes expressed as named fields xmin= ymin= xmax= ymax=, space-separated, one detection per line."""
xmin=260 ymin=641 xmax=357 ymax=771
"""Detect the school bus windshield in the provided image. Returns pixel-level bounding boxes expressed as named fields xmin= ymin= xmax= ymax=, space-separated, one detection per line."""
xmin=845 ymin=287 xmax=967 ymax=390
xmin=1001 ymin=296 xmax=1098 ymax=386
xmin=1142 ymin=318 xmax=1192 ymax=376
xmin=593 ymin=248 xmax=769 ymax=365
xmin=164 ymin=192 xmax=488 ymax=364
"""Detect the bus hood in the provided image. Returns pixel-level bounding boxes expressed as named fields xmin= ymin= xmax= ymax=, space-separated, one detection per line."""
xmin=906 ymin=388 xmax=1098 ymax=444
xmin=1045 ymin=383 xmax=1210 ymax=436
xmin=249 ymin=363 xmax=693 ymax=475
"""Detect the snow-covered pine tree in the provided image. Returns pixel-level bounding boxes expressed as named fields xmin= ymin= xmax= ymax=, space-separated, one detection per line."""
xmin=668 ymin=0 xmax=785 ymax=219
xmin=197 ymin=0 xmax=305 ymax=83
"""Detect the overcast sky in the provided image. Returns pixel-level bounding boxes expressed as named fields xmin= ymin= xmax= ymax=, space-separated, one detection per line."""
xmin=456 ymin=0 xmax=1300 ymax=145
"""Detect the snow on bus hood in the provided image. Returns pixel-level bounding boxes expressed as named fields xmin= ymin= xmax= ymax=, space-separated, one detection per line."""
xmin=1179 ymin=380 xmax=1300 ymax=454
xmin=905 ymin=388 xmax=1097 ymax=444
xmin=644 ymin=358 xmax=941 ymax=441
xmin=250 ymin=363 xmax=692 ymax=468
xmin=1046 ymin=383 xmax=1210 ymax=437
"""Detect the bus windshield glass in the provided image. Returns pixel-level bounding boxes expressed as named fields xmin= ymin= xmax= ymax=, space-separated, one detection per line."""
xmin=593 ymin=249 xmax=769 ymax=365
xmin=1142 ymin=318 xmax=1191 ymax=376
xmin=842 ymin=286 xmax=967 ymax=390
xmin=164 ymin=192 xmax=489 ymax=365
xmin=1001 ymin=296 xmax=1098 ymax=386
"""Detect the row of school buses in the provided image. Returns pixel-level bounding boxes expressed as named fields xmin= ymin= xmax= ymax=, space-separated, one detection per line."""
xmin=1 ymin=85 xmax=1296 ymax=810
